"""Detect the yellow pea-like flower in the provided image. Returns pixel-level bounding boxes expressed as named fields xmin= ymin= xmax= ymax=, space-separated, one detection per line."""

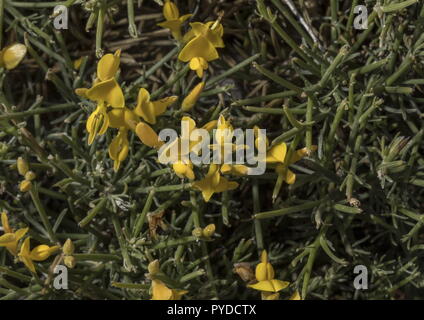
xmin=248 ymin=250 xmax=290 ymax=294
xmin=179 ymin=21 xmax=224 ymax=78
xmin=108 ymin=127 xmax=130 ymax=172
xmin=192 ymin=164 xmax=238 ymax=202
xmin=0 ymin=43 xmax=27 ymax=70
xmin=76 ymin=49 xmax=125 ymax=108
xmin=181 ymin=82 xmax=205 ymax=111
xmin=151 ymin=279 xmax=188 ymax=300
xmin=266 ymin=142 xmax=317 ymax=185
xmin=134 ymin=88 xmax=177 ymax=124
xmin=157 ymin=0 xmax=192 ymax=41
xmin=18 ymin=237 xmax=59 ymax=273
xmin=0 ymin=212 xmax=28 ymax=256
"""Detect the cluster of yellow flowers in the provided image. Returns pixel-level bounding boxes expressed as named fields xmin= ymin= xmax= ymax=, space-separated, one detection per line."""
xmin=0 ymin=211 xmax=59 ymax=273
xmin=74 ymin=0 xmax=314 ymax=204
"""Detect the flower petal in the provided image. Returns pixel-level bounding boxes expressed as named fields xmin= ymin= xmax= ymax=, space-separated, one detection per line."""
xmin=1 ymin=212 xmax=12 ymax=234
xmin=178 ymin=36 xmax=219 ymax=62
xmin=86 ymin=78 xmax=125 ymax=108
xmin=135 ymin=122 xmax=163 ymax=148
xmin=97 ymin=50 xmax=120 ymax=81
xmin=152 ymin=96 xmax=178 ymax=116
xmin=152 ymin=280 xmax=173 ymax=300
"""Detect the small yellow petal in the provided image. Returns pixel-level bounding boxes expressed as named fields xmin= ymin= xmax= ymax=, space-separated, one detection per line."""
xmin=152 ymin=96 xmax=178 ymax=116
xmin=0 ymin=233 xmax=16 ymax=245
xmin=97 ymin=52 xmax=120 ymax=81
xmin=268 ymin=143 xmax=287 ymax=163
xmin=163 ymin=1 xmax=180 ymax=21
xmin=290 ymin=291 xmax=302 ymax=300
xmin=182 ymin=82 xmax=205 ymax=112
xmin=152 ymin=280 xmax=173 ymax=300
xmin=1 ymin=212 xmax=12 ymax=234
xmin=135 ymin=122 xmax=163 ymax=149
xmin=285 ymin=169 xmax=296 ymax=185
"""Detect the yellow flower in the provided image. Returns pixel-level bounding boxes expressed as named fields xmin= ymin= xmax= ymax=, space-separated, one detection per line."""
xmin=0 ymin=43 xmax=27 ymax=70
xmin=18 ymin=237 xmax=59 ymax=273
xmin=192 ymin=164 xmax=238 ymax=202
xmin=135 ymin=122 xmax=164 ymax=149
xmin=134 ymin=88 xmax=177 ymax=124
xmin=179 ymin=21 xmax=224 ymax=78
xmin=157 ymin=0 xmax=192 ymax=41
xmin=151 ymin=279 xmax=188 ymax=300
xmin=266 ymin=143 xmax=317 ymax=184
xmin=108 ymin=127 xmax=130 ymax=172
xmin=181 ymin=82 xmax=204 ymax=112
xmin=0 ymin=212 xmax=28 ymax=256
xmin=76 ymin=49 xmax=124 ymax=109
xmin=248 ymin=250 xmax=289 ymax=294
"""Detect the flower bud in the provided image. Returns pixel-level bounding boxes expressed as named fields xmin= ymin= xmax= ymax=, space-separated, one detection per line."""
xmin=181 ymin=82 xmax=204 ymax=112
xmin=17 ymin=157 xmax=29 ymax=176
xmin=64 ymin=255 xmax=76 ymax=268
xmin=19 ymin=180 xmax=32 ymax=192
xmin=148 ymin=259 xmax=160 ymax=275
xmin=24 ymin=171 xmax=36 ymax=181
xmin=202 ymin=224 xmax=215 ymax=238
xmin=192 ymin=227 xmax=203 ymax=238
xmin=63 ymin=238 xmax=75 ymax=255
